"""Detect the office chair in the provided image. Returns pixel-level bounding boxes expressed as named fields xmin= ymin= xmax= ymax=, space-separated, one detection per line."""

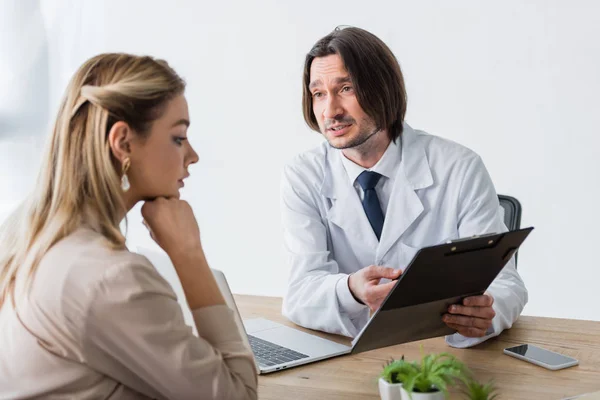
xmin=498 ymin=194 xmax=522 ymax=267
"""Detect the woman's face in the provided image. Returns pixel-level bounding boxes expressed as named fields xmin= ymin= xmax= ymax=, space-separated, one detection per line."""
xmin=127 ymin=94 xmax=198 ymax=202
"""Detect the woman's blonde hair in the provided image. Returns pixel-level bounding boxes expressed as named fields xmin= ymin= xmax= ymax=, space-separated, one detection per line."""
xmin=0 ymin=53 xmax=185 ymax=305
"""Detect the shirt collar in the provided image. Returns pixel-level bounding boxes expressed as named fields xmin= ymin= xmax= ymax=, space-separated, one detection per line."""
xmin=340 ymin=138 xmax=400 ymax=186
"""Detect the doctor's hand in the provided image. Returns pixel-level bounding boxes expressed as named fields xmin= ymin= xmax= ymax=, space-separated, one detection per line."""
xmin=443 ymin=292 xmax=495 ymax=337
xmin=348 ymin=265 xmax=402 ymax=312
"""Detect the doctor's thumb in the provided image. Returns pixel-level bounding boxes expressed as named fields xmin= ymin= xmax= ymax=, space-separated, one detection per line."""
xmin=381 ymin=267 xmax=402 ymax=279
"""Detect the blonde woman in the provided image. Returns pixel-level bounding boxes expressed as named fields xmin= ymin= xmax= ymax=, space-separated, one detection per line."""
xmin=0 ymin=54 xmax=258 ymax=399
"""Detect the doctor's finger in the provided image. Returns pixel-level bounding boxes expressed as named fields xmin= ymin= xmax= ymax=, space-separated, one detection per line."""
xmin=443 ymin=314 xmax=491 ymax=330
xmin=448 ymin=304 xmax=496 ymax=320
xmin=369 ymin=280 xmax=397 ymax=298
xmin=364 ymin=265 xmax=402 ymax=280
xmin=463 ymin=294 xmax=494 ymax=307
xmin=445 ymin=323 xmax=487 ymax=338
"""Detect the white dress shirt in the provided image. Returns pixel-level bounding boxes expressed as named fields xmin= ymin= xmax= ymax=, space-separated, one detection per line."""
xmin=340 ymin=138 xmax=401 ymax=216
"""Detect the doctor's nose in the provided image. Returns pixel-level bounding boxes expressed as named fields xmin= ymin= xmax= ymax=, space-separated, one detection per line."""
xmin=323 ymin=96 xmax=344 ymax=120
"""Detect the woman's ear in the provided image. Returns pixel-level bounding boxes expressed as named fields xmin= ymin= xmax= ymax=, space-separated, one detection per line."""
xmin=107 ymin=121 xmax=133 ymax=163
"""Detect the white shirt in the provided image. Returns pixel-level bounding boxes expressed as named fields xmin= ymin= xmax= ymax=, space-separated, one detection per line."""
xmin=340 ymin=138 xmax=401 ymax=216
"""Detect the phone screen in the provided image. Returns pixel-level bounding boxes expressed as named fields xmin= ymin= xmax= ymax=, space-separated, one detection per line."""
xmin=505 ymin=344 xmax=575 ymax=366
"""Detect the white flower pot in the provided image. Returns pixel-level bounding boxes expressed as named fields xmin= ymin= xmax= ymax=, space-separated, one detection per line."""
xmin=378 ymin=377 xmax=403 ymax=400
xmin=400 ymin=387 xmax=445 ymax=400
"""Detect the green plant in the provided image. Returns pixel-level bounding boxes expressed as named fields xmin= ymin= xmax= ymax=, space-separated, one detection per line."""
xmin=403 ymin=352 xmax=469 ymax=397
xmin=460 ymin=378 xmax=499 ymax=400
xmin=380 ymin=349 xmax=470 ymax=398
xmin=380 ymin=356 xmax=415 ymax=384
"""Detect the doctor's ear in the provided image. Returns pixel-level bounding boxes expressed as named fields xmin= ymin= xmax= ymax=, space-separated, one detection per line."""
xmin=108 ymin=121 xmax=134 ymax=163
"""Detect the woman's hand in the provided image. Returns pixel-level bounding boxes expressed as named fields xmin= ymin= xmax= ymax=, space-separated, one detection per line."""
xmin=141 ymin=197 xmax=224 ymax=308
xmin=141 ymin=197 xmax=201 ymax=256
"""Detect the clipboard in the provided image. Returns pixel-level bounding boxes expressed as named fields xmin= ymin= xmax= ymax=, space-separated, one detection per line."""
xmin=350 ymin=227 xmax=534 ymax=354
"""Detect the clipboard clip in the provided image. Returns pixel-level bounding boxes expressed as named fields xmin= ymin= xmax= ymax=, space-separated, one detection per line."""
xmin=446 ymin=232 xmax=498 ymax=244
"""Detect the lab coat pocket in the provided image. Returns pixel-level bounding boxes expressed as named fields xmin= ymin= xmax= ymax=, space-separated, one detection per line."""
xmin=378 ymin=242 xmax=420 ymax=285
xmin=398 ymin=236 xmax=457 ymax=269
xmin=376 ymin=242 xmax=419 ymax=285
xmin=397 ymin=242 xmax=420 ymax=272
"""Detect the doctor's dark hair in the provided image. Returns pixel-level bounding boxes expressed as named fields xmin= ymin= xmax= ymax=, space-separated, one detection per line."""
xmin=302 ymin=26 xmax=407 ymax=142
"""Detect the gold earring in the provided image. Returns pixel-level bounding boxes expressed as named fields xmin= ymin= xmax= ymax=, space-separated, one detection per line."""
xmin=121 ymin=158 xmax=131 ymax=192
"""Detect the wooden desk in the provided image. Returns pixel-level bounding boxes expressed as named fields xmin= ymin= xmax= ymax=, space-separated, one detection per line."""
xmin=235 ymin=295 xmax=600 ymax=400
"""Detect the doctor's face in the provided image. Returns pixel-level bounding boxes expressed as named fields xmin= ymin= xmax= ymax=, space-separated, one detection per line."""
xmin=309 ymin=54 xmax=378 ymax=149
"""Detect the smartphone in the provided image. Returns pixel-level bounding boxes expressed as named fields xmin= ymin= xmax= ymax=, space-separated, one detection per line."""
xmin=503 ymin=344 xmax=579 ymax=370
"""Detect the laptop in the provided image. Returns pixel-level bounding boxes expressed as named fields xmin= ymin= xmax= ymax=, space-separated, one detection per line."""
xmin=137 ymin=247 xmax=351 ymax=374
xmin=212 ymin=268 xmax=351 ymax=373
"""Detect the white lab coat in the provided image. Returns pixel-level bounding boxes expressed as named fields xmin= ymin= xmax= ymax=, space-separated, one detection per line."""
xmin=281 ymin=124 xmax=528 ymax=348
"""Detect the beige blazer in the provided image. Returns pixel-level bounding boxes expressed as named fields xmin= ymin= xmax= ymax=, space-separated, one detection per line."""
xmin=0 ymin=227 xmax=257 ymax=399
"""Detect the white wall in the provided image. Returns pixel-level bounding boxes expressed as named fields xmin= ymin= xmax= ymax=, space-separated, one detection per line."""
xmin=0 ymin=0 xmax=105 ymax=219
xmin=1 ymin=1 xmax=599 ymax=321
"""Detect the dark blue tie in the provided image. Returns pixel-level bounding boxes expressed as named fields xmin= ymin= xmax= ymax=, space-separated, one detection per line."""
xmin=357 ymin=171 xmax=385 ymax=241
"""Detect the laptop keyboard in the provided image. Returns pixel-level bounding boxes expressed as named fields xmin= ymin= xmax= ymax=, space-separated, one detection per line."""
xmin=247 ymin=335 xmax=309 ymax=367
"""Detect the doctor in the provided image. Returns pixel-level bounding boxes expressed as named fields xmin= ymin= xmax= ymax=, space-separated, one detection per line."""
xmin=281 ymin=26 xmax=528 ymax=348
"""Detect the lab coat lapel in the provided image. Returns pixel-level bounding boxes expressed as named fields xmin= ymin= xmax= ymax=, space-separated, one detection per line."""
xmin=377 ymin=125 xmax=433 ymax=260
xmin=321 ymin=147 xmax=380 ymax=255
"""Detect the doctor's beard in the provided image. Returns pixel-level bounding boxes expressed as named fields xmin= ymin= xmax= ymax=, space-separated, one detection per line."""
xmin=323 ymin=116 xmax=380 ymax=150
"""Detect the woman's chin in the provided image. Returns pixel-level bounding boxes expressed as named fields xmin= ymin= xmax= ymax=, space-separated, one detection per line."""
xmin=164 ymin=189 xmax=181 ymax=199
xmin=171 ymin=187 xmax=182 ymax=199
xmin=139 ymin=189 xmax=181 ymax=201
